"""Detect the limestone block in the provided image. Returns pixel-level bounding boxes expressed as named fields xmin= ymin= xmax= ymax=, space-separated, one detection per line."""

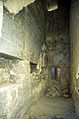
xmin=4 ymin=0 xmax=35 ymax=14
xmin=0 ymin=57 xmax=48 ymax=119
xmin=1 ymin=3 xmax=46 ymax=60
xmin=63 ymin=88 xmax=69 ymax=94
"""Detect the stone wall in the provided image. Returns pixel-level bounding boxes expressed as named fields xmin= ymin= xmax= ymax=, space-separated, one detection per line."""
xmin=46 ymin=4 xmax=70 ymax=97
xmin=4 ymin=0 xmax=35 ymax=14
xmin=0 ymin=1 xmax=48 ymax=119
xmin=70 ymin=0 xmax=79 ymax=117
xmin=0 ymin=1 xmax=3 ymax=38
xmin=0 ymin=0 xmax=46 ymax=62
xmin=0 ymin=57 xmax=48 ymax=119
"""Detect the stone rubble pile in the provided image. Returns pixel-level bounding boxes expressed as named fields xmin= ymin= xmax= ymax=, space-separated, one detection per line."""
xmin=45 ymin=86 xmax=71 ymax=98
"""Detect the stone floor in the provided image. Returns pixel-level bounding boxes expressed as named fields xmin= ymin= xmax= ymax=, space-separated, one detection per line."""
xmin=22 ymin=96 xmax=78 ymax=119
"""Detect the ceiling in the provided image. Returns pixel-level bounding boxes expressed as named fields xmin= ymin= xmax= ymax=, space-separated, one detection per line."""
xmin=2 ymin=0 xmax=71 ymax=14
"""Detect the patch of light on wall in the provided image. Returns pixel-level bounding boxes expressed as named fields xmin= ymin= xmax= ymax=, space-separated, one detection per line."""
xmin=47 ymin=0 xmax=58 ymax=11
xmin=48 ymin=4 xmax=58 ymax=11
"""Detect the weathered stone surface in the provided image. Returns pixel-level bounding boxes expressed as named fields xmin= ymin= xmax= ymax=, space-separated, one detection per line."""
xmin=0 ymin=1 xmax=3 ymax=38
xmin=63 ymin=89 xmax=69 ymax=94
xmin=45 ymin=83 xmax=62 ymax=97
xmin=0 ymin=1 xmax=48 ymax=119
xmin=0 ymin=57 xmax=48 ymax=119
xmin=4 ymin=0 xmax=35 ymax=14
xmin=70 ymin=0 xmax=79 ymax=117
xmin=0 ymin=0 xmax=46 ymax=61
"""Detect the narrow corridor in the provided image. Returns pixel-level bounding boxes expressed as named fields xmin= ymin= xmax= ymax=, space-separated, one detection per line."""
xmin=0 ymin=0 xmax=79 ymax=119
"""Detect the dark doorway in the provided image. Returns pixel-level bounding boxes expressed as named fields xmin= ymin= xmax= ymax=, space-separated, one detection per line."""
xmin=51 ymin=67 xmax=61 ymax=80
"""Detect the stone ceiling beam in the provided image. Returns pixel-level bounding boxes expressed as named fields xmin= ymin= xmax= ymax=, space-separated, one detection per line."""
xmin=3 ymin=0 xmax=35 ymax=14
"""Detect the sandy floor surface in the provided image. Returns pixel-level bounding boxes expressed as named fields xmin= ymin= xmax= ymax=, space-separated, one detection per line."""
xmin=23 ymin=96 xmax=78 ymax=119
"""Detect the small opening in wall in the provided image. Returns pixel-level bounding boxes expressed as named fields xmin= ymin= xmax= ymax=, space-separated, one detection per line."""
xmin=51 ymin=67 xmax=61 ymax=81
xmin=30 ymin=62 xmax=37 ymax=73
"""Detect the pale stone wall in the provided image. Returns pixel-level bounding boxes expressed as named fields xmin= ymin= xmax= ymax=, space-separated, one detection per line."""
xmin=70 ymin=0 xmax=79 ymax=117
xmin=0 ymin=1 xmax=48 ymax=119
xmin=0 ymin=58 xmax=48 ymax=119
xmin=0 ymin=1 xmax=3 ymax=38
xmin=4 ymin=0 xmax=35 ymax=14
xmin=0 ymin=0 xmax=46 ymax=63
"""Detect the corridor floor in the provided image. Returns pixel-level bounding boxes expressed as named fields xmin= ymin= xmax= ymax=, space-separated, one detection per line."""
xmin=23 ymin=96 xmax=78 ymax=119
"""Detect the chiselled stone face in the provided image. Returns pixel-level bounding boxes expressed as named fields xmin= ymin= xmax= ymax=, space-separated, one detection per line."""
xmin=4 ymin=0 xmax=35 ymax=14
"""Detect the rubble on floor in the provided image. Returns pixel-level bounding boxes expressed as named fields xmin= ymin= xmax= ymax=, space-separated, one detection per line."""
xmin=45 ymin=86 xmax=71 ymax=98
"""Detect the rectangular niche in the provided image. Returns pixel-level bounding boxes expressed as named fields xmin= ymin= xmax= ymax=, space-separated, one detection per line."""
xmin=30 ymin=62 xmax=37 ymax=73
xmin=51 ymin=67 xmax=61 ymax=81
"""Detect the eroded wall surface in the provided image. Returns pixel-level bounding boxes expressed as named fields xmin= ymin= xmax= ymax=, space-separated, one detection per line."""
xmin=0 ymin=1 xmax=3 ymax=38
xmin=0 ymin=1 xmax=48 ymax=119
xmin=0 ymin=58 xmax=48 ymax=119
xmin=70 ymin=0 xmax=79 ymax=116
xmin=0 ymin=0 xmax=46 ymax=62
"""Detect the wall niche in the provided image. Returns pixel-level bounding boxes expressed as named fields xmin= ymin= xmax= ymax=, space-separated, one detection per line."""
xmin=30 ymin=62 xmax=37 ymax=73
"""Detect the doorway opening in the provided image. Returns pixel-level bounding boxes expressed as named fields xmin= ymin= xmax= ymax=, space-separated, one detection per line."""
xmin=51 ymin=67 xmax=61 ymax=81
